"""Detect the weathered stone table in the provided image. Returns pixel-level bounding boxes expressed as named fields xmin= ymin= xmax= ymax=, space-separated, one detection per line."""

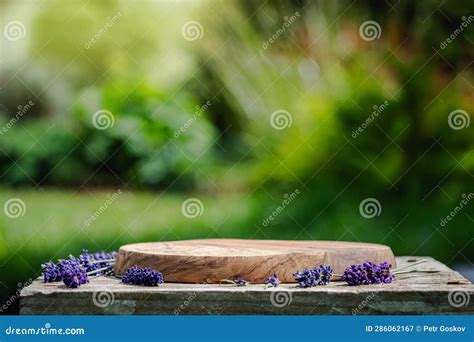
xmin=20 ymin=257 xmax=473 ymax=315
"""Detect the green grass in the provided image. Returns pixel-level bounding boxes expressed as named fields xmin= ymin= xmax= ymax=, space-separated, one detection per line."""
xmin=0 ymin=188 xmax=256 ymax=259
xmin=1 ymin=188 xmax=472 ymax=314
xmin=0 ymin=188 xmax=259 ymax=312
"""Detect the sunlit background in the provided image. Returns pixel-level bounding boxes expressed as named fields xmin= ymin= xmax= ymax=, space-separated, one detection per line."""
xmin=0 ymin=0 xmax=473 ymax=313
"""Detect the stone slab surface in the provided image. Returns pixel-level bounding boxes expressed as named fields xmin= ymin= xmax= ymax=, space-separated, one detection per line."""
xmin=20 ymin=257 xmax=474 ymax=315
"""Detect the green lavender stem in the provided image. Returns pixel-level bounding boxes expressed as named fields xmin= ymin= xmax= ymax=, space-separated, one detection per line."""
xmin=392 ymin=259 xmax=430 ymax=273
xmin=219 ymin=279 xmax=249 ymax=286
xmin=89 ymin=258 xmax=115 ymax=264
xmin=333 ymin=259 xmax=433 ymax=279
xmin=86 ymin=265 xmax=114 ymax=276
xmin=392 ymin=269 xmax=438 ymax=275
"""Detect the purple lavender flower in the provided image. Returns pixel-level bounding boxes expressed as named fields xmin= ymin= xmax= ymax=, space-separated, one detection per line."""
xmin=219 ymin=278 xmax=249 ymax=286
xmin=62 ymin=263 xmax=89 ymax=288
xmin=293 ymin=267 xmax=320 ymax=287
xmin=78 ymin=249 xmax=116 ymax=275
xmin=122 ymin=266 xmax=164 ymax=286
xmin=293 ymin=264 xmax=333 ymax=287
xmin=379 ymin=262 xmax=394 ymax=284
xmin=341 ymin=264 xmax=368 ymax=286
xmin=41 ymin=249 xmax=117 ymax=287
xmin=232 ymin=279 xmax=249 ymax=286
xmin=341 ymin=261 xmax=393 ymax=286
xmin=319 ymin=265 xmax=333 ymax=285
xmin=41 ymin=261 xmax=62 ymax=282
xmin=265 ymin=274 xmax=280 ymax=287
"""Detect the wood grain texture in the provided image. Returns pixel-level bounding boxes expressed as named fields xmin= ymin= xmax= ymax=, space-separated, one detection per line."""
xmin=114 ymin=239 xmax=397 ymax=283
xmin=20 ymin=257 xmax=473 ymax=315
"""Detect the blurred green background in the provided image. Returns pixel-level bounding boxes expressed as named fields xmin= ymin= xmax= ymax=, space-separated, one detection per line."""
xmin=0 ymin=0 xmax=473 ymax=313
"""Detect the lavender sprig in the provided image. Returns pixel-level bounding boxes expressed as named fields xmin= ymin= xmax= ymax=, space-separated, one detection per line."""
xmin=293 ymin=264 xmax=333 ymax=287
xmin=220 ymin=279 xmax=249 ymax=286
xmin=41 ymin=261 xmax=62 ymax=283
xmin=122 ymin=265 xmax=164 ymax=286
xmin=319 ymin=265 xmax=333 ymax=285
xmin=62 ymin=262 xmax=89 ymax=288
xmin=78 ymin=249 xmax=117 ymax=275
xmin=341 ymin=261 xmax=393 ymax=286
xmin=41 ymin=249 xmax=117 ymax=288
xmin=265 ymin=274 xmax=280 ymax=287
xmin=293 ymin=267 xmax=320 ymax=287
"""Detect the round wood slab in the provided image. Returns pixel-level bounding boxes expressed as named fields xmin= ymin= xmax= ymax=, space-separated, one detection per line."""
xmin=114 ymin=239 xmax=397 ymax=283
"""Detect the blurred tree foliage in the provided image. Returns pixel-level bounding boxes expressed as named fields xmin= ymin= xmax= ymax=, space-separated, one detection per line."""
xmin=188 ymin=0 xmax=473 ymax=260
xmin=0 ymin=0 xmax=472 ymax=262
xmin=0 ymin=81 xmax=215 ymax=188
xmin=0 ymin=0 xmax=214 ymax=189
